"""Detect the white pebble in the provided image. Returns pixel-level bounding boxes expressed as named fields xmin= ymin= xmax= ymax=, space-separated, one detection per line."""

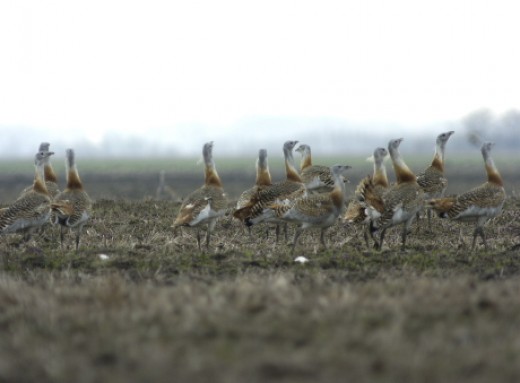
xmin=294 ymin=256 xmax=309 ymax=264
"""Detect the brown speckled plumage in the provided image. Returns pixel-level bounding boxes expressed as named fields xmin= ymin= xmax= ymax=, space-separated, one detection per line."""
xmin=296 ymin=144 xmax=344 ymax=192
xmin=52 ymin=149 xmax=91 ymax=250
xmin=173 ymin=142 xmax=227 ymax=250
xmin=0 ymin=151 xmax=53 ymax=238
xmin=21 ymin=143 xmax=60 ymax=198
xmin=344 ymin=147 xmax=389 ymax=224
xmin=416 ymin=131 xmax=454 ymax=198
xmin=344 ymin=147 xmax=389 ymax=247
xmin=233 ymin=149 xmax=272 ymax=222
xmin=427 ymin=142 xmax=505 ymax=251
xmin=244 ymin=141 xmax=304 ymax=226
xmin=368 ymin=139 xmax=424 ymax=250
xmin=265 ymin=165 xmax=351 ymax=253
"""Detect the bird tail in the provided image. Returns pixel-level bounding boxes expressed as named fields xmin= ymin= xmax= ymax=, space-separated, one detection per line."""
xmin=356 ymin=175 xmax=385 ymax=214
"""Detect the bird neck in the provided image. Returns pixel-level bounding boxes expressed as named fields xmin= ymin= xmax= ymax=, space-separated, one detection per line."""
xmin=391 ymin=152 xmax=416 ymax=184
xmin=431 ymin=143 xmax=445 ymax=172
xmin=205 ymin=165 xmax=223 ymax=188
xmin=299 ymin=150 xmax=312 ymax=171
xmin=33 ymin=164 xmax=49 ymax=195
xmin=256 ymin=168 xmax=272 ymax=186
xmin=284 ymin=150 xmax=302 ymax=182
xmin=67 ymin=166 xmax=84 ymax=190
xmin=44 ymin=164 xmax=58 ymax=183
xmin=330 ymin=171 xmax=345 ymax=209
xmin=484 ymin=156 xmax=503 ymax=186
xmin=373 ymin=162 xmax=389 ymax=188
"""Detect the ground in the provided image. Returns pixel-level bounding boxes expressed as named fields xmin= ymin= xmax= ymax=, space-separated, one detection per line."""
xmin=0 ymin=169 xmax=519 ymax=383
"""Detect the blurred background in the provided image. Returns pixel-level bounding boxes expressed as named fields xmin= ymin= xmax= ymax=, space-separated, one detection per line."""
xmin=1 ymin=0 xmax=519 ymax=158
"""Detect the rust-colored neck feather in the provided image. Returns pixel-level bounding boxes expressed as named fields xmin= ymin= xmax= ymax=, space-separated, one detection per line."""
xmin=373 ymin=166 xmax=389 ymax=188
xmin=67 ymin=168 xmax=84 ymax=190
xmin=33 ymin=163 xmax=49 ymax=195
xmin=330 ymin=188 xmax=344 ymax=209
xmin=284 ymin=146 xmax=302 ymax=182
xmin=256 ymin=169 xmax=272 ymax=186
xmin=44 ymin=165 xmax=58 ymax=183
xmin=33 ymin=177 xmax=49 ymax=195
xmin=300 ymin=153 xmax=312 ymax=170
xmin=486 ymin=164 xmax=503 ymax=186
xmin=205 ymin=166 xmax=223 ymax=188
xmin=483 ymin=148 xmax=503 ymax=186
xmin=393 ymin=159 xmax=416 ymax=184
xmin=286 ymin=166 xmax=302 ymax=182
xmin=431 ymin=155 xmax=444 ymax=172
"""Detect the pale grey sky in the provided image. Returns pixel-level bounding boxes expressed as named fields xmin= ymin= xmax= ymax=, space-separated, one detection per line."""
xmin=1 ymin=0 xmax=519 ymax=155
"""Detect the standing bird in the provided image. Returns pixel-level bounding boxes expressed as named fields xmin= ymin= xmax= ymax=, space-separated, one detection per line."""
xmin=416 ymin=131 xmax=455 ymax=229
xmin=343 ymin=147 xmax=389 ymax=247
xmin=51 ymin=149 xmax=91 ymax=251
xmin=0 ymin=151 xmax=54 ymax=241
xmin=21 ymin=142 xmax=60 ymax=198
xmin=427 ymin=142 xmax=505 ymax=251
xmin=367 ymin=138 xmax=424 ymax=251
xmin=265 ymin=165 xmax=351 ymax=254
xmin=233 ymin=148 xmax=272 ymax=223
xmin=173 ymin=142 xmax=227 ymax=250
xmin=295 ymin=144 xmax=343 ymax=193
xmin=244 ymin=140 xmax=305 ymax=241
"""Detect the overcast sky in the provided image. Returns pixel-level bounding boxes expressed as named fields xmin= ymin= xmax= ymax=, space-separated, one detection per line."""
xmin=1 ymin=0 xmax=519 ymax=155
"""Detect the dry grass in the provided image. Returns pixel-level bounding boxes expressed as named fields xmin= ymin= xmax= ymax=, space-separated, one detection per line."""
xmin=0 ymin=195 xmax=520 ymax=382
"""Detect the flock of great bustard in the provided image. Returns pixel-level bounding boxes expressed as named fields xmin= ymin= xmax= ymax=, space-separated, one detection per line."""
xmin=0 ymin=132 xmax=507 ymax=253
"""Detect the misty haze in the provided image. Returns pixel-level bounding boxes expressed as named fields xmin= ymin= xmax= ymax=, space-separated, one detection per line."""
xmin=2 ymin=108 xmax=519 ymax=158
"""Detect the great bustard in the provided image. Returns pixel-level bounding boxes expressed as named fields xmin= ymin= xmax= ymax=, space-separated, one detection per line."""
xmin=343 ymin=147 xmax=389 ymax=247
xmin=233 ymin=148 xmax=272 ymax=223
xmin=367 ymin=138 xmax=424 ymax=251
xmin=416 ymin=131 xmax=455 ymax=229
xmin=173 ymin=141 xmax=228 ymax=250
xmin=295 ymin=144 xmax=341 ymax=193
xmin=0 ymin=150 xmax=54 ymax=241
xmin=51 ymin=149 xmax=92 ymax=251
xmin=426 ymin=142 xmax=505 ymax=251
xmin=21 ymin=142 xmax=60 ymax=198
xmin=243 ymin=140 xmax=305 ymax=241
xmin=263 ymin=165 xmax=351 ymax=254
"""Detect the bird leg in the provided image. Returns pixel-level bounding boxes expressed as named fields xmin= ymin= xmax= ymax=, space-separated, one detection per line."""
xmin=363 ymin=225 xmax=370 ymax=248
xmin=401 ymin=225 xmax=409 ymax=251
xmin=196 ymin=229 xmax=201 ymax=251
xmin=205 ymin=229 xmax=211 ymax=249
xmin=377 ymin=228 xmax=388 ymax=251
xmin=206 ymin=220 xmax=216 ymax=250
xmin=427 ymin=209 xmax=433 ymax=231
xmin=292 ymin=227 xmax=303 ymax=254
xmin=320 ymin=228 xmax=327 ymax=248
xmin=60 ymin=226 xmax=65 ymax=250
xmin=75 ymin=225 xmax=83 ymax=251
xmin=471 ymin=226 xmax=487 ymax=251
xmin=401 ymin=218 xmax=414 ymax=251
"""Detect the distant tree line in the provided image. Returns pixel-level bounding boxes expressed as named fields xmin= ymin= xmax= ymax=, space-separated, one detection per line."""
xmin=462 ymin=108 xmax=520 ymax=150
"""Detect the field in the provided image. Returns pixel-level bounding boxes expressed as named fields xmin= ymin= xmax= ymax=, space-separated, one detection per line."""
xmin=1 ymin=156 xmax=520 ymax=382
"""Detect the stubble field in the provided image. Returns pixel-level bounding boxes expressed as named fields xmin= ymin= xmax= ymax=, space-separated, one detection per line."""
xmin=1 ymin=156 xmax=520 ymax=382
